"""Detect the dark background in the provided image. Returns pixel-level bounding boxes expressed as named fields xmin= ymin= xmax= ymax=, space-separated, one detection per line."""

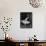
xmin=20 ymin=12 xmax=32 ymax=28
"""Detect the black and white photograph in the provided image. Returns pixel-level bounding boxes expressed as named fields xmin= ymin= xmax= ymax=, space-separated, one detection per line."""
xmin=20 ymin=12 xmax=32 ymax=28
